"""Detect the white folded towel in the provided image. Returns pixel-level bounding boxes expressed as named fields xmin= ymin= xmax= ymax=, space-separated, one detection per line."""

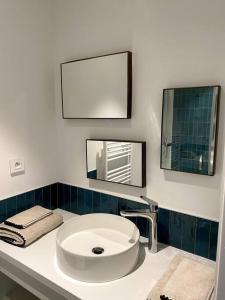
xmin=148 ymin=255 xmax=215 ymax=300
xmin=0 ymin=212 xmax=63 ymax=247
xmin=4 ymin=205 xmax=53 ymax=229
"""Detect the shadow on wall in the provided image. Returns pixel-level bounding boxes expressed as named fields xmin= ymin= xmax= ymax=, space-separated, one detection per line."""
xmin=62 ymin=118 xmax=133 ymax=129
xmin=163 ymin=170 xmax=220 ymax=189
xmin=89 ymin=179 xmax=147 ymax=200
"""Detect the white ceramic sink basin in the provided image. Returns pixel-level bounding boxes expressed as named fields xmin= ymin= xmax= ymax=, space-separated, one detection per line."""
xmin=56 ymin=213 xmax=140 ymax=282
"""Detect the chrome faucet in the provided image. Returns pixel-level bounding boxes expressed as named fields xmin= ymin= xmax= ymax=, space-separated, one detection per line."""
xmin=120 ymin=196 xmax=158 ymax=253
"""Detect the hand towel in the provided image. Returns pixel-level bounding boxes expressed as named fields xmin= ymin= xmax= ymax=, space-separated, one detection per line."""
xmin=148 ymin=255 xmax=215 ymax=300
xmin=4 ymin=205 xmax=53 ymax=229
xmin=0 ymin=213 xmax=63 ymax=247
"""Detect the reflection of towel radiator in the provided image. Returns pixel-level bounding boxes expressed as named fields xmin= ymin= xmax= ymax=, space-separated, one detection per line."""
xmin=104 ymin=142 xmax=132 ymax=184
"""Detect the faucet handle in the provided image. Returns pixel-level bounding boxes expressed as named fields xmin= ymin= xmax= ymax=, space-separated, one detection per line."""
xmin=140 ymin=196 xmax=158 ymax=213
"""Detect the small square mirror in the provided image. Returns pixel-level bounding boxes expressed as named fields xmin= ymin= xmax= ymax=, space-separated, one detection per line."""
xmin=86 ymin=139 xmax=146 ymax=187
xmin=161 ymin=86 xmax=220 ymax=175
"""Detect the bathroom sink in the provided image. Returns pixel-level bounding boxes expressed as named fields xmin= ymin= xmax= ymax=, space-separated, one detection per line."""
xmin=56 ymin=213 xmax=140 ymax=282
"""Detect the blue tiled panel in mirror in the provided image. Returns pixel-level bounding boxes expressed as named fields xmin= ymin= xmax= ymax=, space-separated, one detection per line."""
xmin=0 ymin=182 xmax=219 ymax=261
xmin=161 ymin=86 xmax=220 ymax=175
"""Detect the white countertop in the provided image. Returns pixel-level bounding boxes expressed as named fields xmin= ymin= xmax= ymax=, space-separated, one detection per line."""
xmin=0 ymin=209 xmax=215 ymax=300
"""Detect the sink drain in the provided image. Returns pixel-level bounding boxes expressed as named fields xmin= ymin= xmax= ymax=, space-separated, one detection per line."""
xmin=92 ymin=247 xmax=104 ymax=255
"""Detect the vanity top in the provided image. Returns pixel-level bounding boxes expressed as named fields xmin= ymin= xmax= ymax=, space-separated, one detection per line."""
xmin=0 ymin=209 xmax=215 ymax=300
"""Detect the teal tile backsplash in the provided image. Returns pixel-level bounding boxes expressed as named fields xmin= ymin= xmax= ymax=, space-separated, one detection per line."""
xmin=181 ymin=214 xmax=196 ymax=254
xmin=0 ymin=182 xmax=219 ymax=261
xmin=171 ymin=87 xmax=215 ymax=175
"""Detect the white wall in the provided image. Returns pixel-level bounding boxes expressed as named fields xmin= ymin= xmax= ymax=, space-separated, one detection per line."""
xmin=215 ymin=197 xmax=225 ymax=299
xmin=1 ymin=0 xmax=224 ymax=221
xmin=0 ymin=0 xmax=57 ymax=200
xmin=54 ymin=0 xmax=225 ymax=221
xmin=214 ymin=145 xmax=225 ymax=299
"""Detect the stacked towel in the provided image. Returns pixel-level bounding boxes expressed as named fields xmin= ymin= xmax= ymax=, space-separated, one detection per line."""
xmin=0 ymin=206 xmax=63 ymax=247
xmin=4 ymin=205 xmax=53 ymax=229
xmin=148 ymin=255 xmax=215 ymax=300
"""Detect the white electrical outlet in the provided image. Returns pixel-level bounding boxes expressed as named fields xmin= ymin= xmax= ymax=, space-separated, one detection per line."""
xmin=9 ymin=158 xmax=25 ymax=176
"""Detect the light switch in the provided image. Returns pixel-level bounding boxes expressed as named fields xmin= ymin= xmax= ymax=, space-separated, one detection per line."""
xmin=9 ymin=158 xmax=25 ymax=176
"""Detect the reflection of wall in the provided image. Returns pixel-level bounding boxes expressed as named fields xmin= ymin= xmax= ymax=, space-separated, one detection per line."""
xmin=54 ymin=0 xmax=225 ymax=221
xmin=87 ymin=141 xmax=103 ymax=171
xmin=131 ymin=144 xmax=142 ymax=186
xmin=171 ymin=87 xmax=213 ymax=174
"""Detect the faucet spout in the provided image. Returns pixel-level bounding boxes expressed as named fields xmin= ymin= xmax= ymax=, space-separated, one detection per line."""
xmin=140 ymin=195 xmax=158 ymax=213
xmin=120 ymin=198 xmax=158 ymax=253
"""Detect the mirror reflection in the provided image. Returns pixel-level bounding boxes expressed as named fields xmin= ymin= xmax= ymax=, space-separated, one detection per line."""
xmin=161 ymin=86 xmax=220 ymax=175
xmin=61 ymin=52 xmax=132 ymax=119
xmin=86 ymin=140 xmax=146 ymax=187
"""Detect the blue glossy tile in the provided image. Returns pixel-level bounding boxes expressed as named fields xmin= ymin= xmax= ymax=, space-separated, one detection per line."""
xmin=93 ymin=191 xmax=101 ymax=213
xmin=77 ymin=188 xmax=85 ymax=214
xmin=84 ymin=189 xmax=93 ymax=214
xmin=100 ymin=194 xmax=118 ymax=214
xmin=43 ymin=185 xmax=51 ymax=209
xmin=110 ymin=196 xmax=120 ymax=215
xmin=63 ymin=184 xmax=71 ymax=211
xmin=34 ymin=188 xmax=43 ymax=206
xmin=0 ymin=200 xmax=7 ymax=222
xmin=6 ymin=196 xmax=17 ymax=218
xmin=126 ymin=200 xmax=141 ymax=210
xmin=209 ymin=221 xmax=219 ymax=261
xmin=137 ymin=217 xmax=148 ymax=238
xmin=99 ymin=193 xmax=109 ymax=213
xmin=16 ymin=193 xmax=27 ymax=213
xmin=70 ymin=186 xmax=77 ymax=213
xmin=181 ymin=214 xmax=196 ymax=254
xmin=108 ymin=196 xmax=119 ymax=215
xmin=77 ymin=188 xmax=92 ymax=215
xmin=127 ymin=217 xmax=137 ymax=226
xmin=50 ymin=183 xmax=58 ymax=209
xmin=195 ymin=218 xmax=210 ymax=258
xmin=25 ymin=191 xmax=35 ymax=209
xmin=123 ymin=200 xmax=141 ymax=226
xmin=57 ymin=183 xmax=64 ymax=209
xmin=169 ymin=211 xmax=182 ymax=249
xmin=158 ymin=208 xmax=170 ymax=244
xmin=118 ymin=198 xmax=127 ymax=212
xmin=138 ymin=202 xmax=149 ymax=210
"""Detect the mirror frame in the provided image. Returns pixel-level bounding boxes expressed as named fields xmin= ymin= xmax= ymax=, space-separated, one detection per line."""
xmin=160 ymin=85 xmax=220 ymax=176
xmin=60 ymin=51 xmax=132 ymax=119
xmin=86 ymin=139 xmax=146 ymax=187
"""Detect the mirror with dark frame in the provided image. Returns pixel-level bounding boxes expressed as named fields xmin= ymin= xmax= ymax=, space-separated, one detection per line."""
xmin=61 ymin=51 xmax=132 ymax=119
xmin=86 ymin=139 xmax=146 ymax=187
xmin=161 ymin=86 xmax=220 ymax=175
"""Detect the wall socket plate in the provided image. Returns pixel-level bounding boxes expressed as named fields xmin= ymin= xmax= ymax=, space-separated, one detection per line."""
xmin=9 ymin=158 xmax=25 ymax=176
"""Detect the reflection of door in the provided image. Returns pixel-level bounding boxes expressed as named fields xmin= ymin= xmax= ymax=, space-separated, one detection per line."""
xmin=103 ymin=142 xmax=132 ymax=184
xmin=162 ymin=90 xmax=174 ymax=169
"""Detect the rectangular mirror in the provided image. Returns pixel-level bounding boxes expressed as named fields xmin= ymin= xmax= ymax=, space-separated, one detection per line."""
xmin=86 ymin=139 xmax=146 ymax=187
xmin=61 ymin=51 xmax=132 ymax=119
xmin=161 ymin=86 xmax=220 ymax=175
